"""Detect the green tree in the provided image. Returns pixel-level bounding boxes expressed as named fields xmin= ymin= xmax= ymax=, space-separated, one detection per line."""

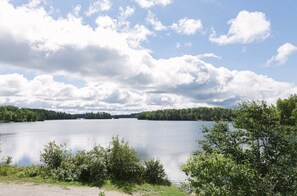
xmin=182 ymin=99 xmax=297 ymax=195
xmin=106 ymin=136 xmax=143 ymax=183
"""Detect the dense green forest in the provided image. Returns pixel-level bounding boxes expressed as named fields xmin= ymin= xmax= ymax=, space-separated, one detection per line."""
xmin=74 ymin=112 xmax=112 ymax=119
xmin=112 ymin=113 xmax=138 ymax=119
xmin=0 ymin=106 xmax=112 ymax=123
xmin=182 ymin=95 xmax=297 ymax=195
xmin=1 ymin=105 xmax=236 ymax=123
xmin=137 ymin=107 xmax=234 ymax=121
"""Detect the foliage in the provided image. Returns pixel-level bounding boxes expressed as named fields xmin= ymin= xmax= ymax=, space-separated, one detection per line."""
xmin=83 ymin=112 xmax=112 ymax=119
xmin=183 ymin=96 xmax=297 ymax=195
xmin=38 ymin=137 xmax=169 ymax=187
xmin=182 ymin=153 xmax=257 ymax=195
xmin=0 ymin=147 xmax=12 ymax=166
xmin=143 ymin=159 xmax=170 ymax=185
xmin=0 ymin=105 xmax=113 ymax=123
xmin=40 ymin=141 xmax=71 ymax=169
xmin=106 ymin=136 xmax=144 ymax=183
xmin=276 ymin=94 xmax=297 ymax=126
xmin=73 ymin=146 xmax=107 ymax=185
xmin=98 ymin=191 xmax=106 ymax=196
xmin=137 ymin=107 xmax=234 ymax=121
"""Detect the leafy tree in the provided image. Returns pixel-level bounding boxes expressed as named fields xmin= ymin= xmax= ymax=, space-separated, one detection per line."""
xmin=106 ymin=136 xmax=143 ymax=183
xmin=182 ymin=153 xmax=257 ymax=195
xmin=182 ymin=98 xmax=297 ymax=195
xmin=40 ymin=141 xmax=71 ymax=169
xmin=143 ymin=159 xmax=170 ymax=185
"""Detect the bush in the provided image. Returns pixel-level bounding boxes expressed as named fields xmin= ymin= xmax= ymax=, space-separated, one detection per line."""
xmin=35 ymin=138 xmax=171 ymax=186
xmin=144 ymin=159 xmax=170 ymax=185
xmin=106 ymin=136 xmax=144 ymax=183
xmin=40 ymin=141 xmax=71 ymax=169
xmin=0 ymin=146 xmax=12 ymax=166
xmin=73 ymin=146 xmax=107 ymax=185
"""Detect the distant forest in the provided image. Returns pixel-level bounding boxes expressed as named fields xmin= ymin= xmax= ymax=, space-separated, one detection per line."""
xmin=137 ymin=107 xmax=234 ymax=121
xmin=0 ymin=105 xmax=235 ymax=123
xmin=0 ymin=106 xmax=112 ymax=123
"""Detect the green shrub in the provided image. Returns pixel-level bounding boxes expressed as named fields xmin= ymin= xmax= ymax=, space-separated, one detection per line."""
xmin=23 ymin=165 xmax=42 ymax=177
xmin=40 ymin=141 xmax=71 ymax=169
xmin=73 ymin=146 xmax=107 ymax=185
xmin=0 ymin=146 xmax=12 ymax=166
xmin=143 ymin=159 xmax=170 ymax=185
xmin=0 ymin=165 xmax=19 ymax=176
xmin=106 ymin=136 xmax=144 ymax=183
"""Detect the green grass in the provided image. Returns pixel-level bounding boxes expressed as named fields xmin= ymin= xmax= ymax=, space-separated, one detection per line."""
xmin=0 ymin=165 xmax=188 ymax=196
xmin=103 ymin=181 xmax=187 ymax=196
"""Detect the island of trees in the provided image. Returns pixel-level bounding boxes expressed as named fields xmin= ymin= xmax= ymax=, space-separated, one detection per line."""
xmin=137 ymin=107 xmax=234 ymax=121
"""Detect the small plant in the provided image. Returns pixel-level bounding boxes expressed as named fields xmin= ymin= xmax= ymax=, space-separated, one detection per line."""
xmin=0 ymin=146 xmax=12 ymax=166
xmin=99 ymin=191 xmax=106 ymax=196
xmin=144 ymin=159 xmax=170 ymax=185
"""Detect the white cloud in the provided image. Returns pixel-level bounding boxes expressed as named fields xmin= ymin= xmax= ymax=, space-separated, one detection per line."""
xmin=96 ymin=15 xmax=117 ymax=30
xmin=73 ymin=5 xmax=81 ymax=17
xmin=171 ymin=18 xmax=203 ymax=35
xmin=135 ymin=0 xmax=173 ymax=8
xmin=210 ymin=10 xmax=271 ymax=45
xmin=266 ymin=42 xmax=297 ymax=66
xmin=196 ymin=53 xmax=221 ymax=59
xmin=85 ymin=0 xmax=112 ymax=16
xmin=119 ymin=6 xmax=135 ymax=19
xmin=0 ymin=1 xmax=296 ymax=112
xmin=146 ymin=11 xmax=167 ymax=31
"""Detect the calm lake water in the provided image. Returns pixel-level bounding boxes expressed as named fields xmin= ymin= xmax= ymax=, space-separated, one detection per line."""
xmin=0 ymin=119 xmax=214 ymax=183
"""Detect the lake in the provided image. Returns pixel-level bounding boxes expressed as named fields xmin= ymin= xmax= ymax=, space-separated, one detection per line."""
xmin=0 ymin=119 xmax=214 ymax=183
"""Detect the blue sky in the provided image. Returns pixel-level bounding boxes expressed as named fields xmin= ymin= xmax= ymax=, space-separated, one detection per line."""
xmin=0 ymin=0 xmax=296 ymax=113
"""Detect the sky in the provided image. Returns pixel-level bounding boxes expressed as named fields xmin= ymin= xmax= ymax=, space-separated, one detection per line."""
xmin=0 ymin=0 xmax=296 ymax=114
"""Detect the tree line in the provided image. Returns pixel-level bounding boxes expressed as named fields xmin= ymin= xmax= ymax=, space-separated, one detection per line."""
xmin=137 ymin=107 xmax=234 ymax=121
xmin=0 ymin=106 xmax=112 ymax=123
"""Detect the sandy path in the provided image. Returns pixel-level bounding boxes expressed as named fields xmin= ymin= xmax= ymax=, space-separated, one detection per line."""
xmin=0 ymin=183 xmax=130 ymax=196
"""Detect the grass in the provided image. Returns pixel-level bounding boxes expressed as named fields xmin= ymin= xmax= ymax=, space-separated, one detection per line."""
xmin=0 ymin=165 xmax=188 ymax=196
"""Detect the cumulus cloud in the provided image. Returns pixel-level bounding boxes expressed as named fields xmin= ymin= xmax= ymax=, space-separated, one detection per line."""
xmin=146 ymin=11 xmax=167 ymax=31
xmin=171 ymin=18 xmax=203 ymax=35
xmin=85 ymin=0 xmax=112 ymax=16
xmin=0 ymin=1 xmax=296 ymax=112
xmin=210 ymin=10 xmax=271 ymax=45
xmin=119 ymin=6 xmax=135 ymax=19
xmin=135 ymin=0 xmax=173 ymax=8
xmin=266 ymin=42 xmax=297 ymax=66
xmin=73 ymin=5 xmax=82 ymax=17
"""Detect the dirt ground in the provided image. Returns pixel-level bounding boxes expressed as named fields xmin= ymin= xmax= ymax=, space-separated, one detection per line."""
xmin=0 ymin=182 xmax=130 ymax=196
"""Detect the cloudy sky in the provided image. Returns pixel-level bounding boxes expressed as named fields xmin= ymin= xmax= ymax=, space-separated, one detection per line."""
xmin=0 ymin=0 xmax=296 ymax=113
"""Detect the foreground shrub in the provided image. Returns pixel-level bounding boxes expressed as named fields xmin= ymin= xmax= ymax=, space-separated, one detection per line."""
xmin=106 ymin=136 xmax=144 ymax=183
xmin=38 ymin=138 xmax=170 ymax=186
xmin=182 ymin=153 xmax=257 ymax=195
xmin=144 ymin=159 xmax=170 ymax=185
xmin=0 ymin=147 xmax=12 ymax=166
xmin=73 ymin=146 xmax=107 ymax=185
xmin=40 ymin=141 xmax=71 ymax=169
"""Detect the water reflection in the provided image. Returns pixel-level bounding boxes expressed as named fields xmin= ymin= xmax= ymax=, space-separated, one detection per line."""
xmin=0 ymin=119 xmax=213 ymax=182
